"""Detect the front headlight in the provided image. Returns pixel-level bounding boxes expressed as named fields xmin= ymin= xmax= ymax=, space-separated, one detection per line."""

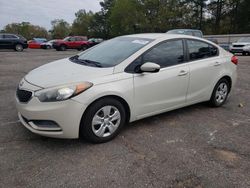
xmin=35 ymin=82 xmax=93 ymax=102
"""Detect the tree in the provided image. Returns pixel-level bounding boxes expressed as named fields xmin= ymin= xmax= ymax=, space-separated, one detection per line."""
xmin=3 ymin=22 xmax=48 ymax=39
xmin=71 ymin=10 xmax=94 ymax=36
xmin=109 ymin=0 xmax=145 ymax=36
xmin=50 ymin=19 xmax=70 ymax=39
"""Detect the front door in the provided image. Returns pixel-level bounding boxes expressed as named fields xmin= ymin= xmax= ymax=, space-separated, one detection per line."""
xmin=133 ymin=39 xmax=190 ymax=118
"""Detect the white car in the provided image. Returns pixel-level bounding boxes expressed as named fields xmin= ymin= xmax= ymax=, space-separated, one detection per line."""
xmin=16 ymin=34 xmax=238 ymax=143
xmin=40 ymin=40 xmax=56 ymax=49
xmin=229 ymin=37 xmax=250 ymax=55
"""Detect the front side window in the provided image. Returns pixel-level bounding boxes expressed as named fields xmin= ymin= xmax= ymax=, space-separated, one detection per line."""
xmin=187 ymin=40 xmax=218 ymax=61
xmin=4 ymin=34 xmax=17 ymax=39
xmin=142 ymin=40 xmax=184 ymax=68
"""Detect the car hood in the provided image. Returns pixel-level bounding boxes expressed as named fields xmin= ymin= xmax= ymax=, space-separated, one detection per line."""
xmin=25 ymin=58 xmax=114 ymax=88
xmin=232 ymin=42 xmax=250 ymax=45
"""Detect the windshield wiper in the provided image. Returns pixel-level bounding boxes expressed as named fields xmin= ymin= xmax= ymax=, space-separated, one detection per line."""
xmin=79 ymin=59 xmax=103 ymax=67
xmin=69 ymin=55 xmax=102 ymax=67
xmin=69 ymin=55 xmax=79 ymax=61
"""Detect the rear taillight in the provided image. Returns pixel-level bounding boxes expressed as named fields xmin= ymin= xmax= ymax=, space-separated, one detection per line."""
xmin=231 ymin=56 xmax=238 ymax=65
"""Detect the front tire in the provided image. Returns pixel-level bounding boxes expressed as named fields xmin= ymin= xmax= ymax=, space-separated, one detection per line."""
xmin=80 ymin=98 xmax=126 ymax=143
xmin=14 ymin=44 xmax=24 ymax=52
xmin=81 ymin=45 xmax=88 ymax=51
xmin=60 ymin=45 xmax=66 ymax=51
xmin=209 ymin=78 xmax=230 ymax=107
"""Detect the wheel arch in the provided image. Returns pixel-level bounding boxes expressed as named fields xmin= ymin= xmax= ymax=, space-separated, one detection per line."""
xmin=219 ymin=75 xmax=232 ymax=92
xmin=79 ymin=95 xmax=131 ymax=136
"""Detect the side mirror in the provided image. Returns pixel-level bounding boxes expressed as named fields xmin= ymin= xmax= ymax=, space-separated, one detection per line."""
xmin=140 ymin=62 xmax=160 ymax=73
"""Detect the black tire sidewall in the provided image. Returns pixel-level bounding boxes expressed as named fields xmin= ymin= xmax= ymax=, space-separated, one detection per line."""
xmin=80 ymin=98 xmax=126 ymax=143
xmin=210 ymin=78 xmax=230 ymax=107
xmin=60 ymin=45 xmax=66 ymax=51
xmin=81 ymin=45 xmax=87 ymax=51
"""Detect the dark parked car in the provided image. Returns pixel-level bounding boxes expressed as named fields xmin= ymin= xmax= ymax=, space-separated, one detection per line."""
xmin=0 ymin=33 xmax=28 ymax=51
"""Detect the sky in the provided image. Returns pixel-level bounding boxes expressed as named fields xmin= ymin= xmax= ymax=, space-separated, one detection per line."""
xmin=0 ymin=0 xmax=102 ymax=30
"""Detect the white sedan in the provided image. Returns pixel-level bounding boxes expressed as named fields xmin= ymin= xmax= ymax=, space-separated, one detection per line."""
xmin=16 ymin=34 xmax=237 ymax=143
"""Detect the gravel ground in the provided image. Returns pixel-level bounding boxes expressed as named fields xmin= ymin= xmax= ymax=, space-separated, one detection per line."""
xmin=0 ymin=49 xmax=249 ymax=188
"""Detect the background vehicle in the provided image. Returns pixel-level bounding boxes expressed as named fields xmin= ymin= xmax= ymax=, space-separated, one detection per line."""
xmin=52 ymin=36 xmax=89 ymax=51
xmin=88 ymin=38 xmax=104 ymax=47
xmin=229 ymin=37 xmax=250 ymax=55
xmin=28 ymin=38 xmax=47 ymax=49
xmin=219 ymin=43 xmax=230 ymax=51
xmin=40 ymin=40 xmax=56 ymax=49
xmin=206 ymin=38 xmax=218 ymax=44
xmin=16 ymin=34 xmax=237 ymax=143
xmin=0 ymin=33 xmax=28 ymax=51
xmin=166 ymin=29 xmax=203 ymax=38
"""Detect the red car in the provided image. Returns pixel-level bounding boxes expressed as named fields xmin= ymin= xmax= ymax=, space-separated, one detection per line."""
xmin=52 ymin=36 xmax=90 ymax=51
xmin=28 ymin=38 xmax=47 ymax=49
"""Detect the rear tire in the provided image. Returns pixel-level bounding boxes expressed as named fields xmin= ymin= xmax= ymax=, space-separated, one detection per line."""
xmin=209 ymin=78 xmax=230 ymax=107
xmin=14 ymin=44 xmax=24 ymax=52
xmin=80 ymin=98 xmax=126 ymax=143
xmin=243 ymin=52 xmax=247 ymax=56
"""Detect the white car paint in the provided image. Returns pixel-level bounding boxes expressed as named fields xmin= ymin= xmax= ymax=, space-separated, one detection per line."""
xmin=16 ymin=34 xmax=237 ymax=139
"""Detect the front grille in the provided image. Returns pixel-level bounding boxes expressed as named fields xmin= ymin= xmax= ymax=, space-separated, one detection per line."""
xmin=16 ymin=88 xmax=32 ymax=103
xmin=233 ymin=45 xmax=245 ymax=47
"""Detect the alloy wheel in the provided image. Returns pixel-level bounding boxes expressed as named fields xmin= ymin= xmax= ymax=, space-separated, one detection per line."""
xmin=91 ymin=105 xmax=121 ymax=138
xmin=215 ymin=82 xmax=228 ymax=104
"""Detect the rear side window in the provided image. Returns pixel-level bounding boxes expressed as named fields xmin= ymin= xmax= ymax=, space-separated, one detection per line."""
xmin=142 ymin=40 xmax=184 ymax=68
xmin=4 ymin=34 xmax=17 ymax=39
xmin=187 ymin=40 xmax=218 ymax=61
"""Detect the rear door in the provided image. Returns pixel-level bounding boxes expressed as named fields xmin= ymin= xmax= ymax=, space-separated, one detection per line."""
xmin=133 ymin=39 xmax=190 ymax=118
xmin=185 ymin=39 xmax=221 ymax=103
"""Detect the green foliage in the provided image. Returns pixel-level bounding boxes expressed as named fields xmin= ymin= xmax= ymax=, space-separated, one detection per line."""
xmin=71 ymin=10 xmax=94 ymax=36
xmin=50 ymin=19 xmax=71 ymax=39
xmin=2 ymin=0 xmax=250 ymax=38
xmin=3 ymin=22 xmax=48 ymax=40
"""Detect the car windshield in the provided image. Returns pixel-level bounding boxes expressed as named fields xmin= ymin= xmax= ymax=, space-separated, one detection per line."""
xmin=73 ymin=37 xmax=153 ymax=67
xmin=167 ymin=30 xmax=185 ymax=34
xmin=63 ymin=37 xmax=70 ymax=41
xmin=238 ymin=37 xmax=250 ymax=42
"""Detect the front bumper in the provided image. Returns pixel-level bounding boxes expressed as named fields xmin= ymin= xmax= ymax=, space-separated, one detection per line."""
xmin=16 ymin=80 xmax=87 ymax=139
xmin=230 ymin=48 xmax=244 ymax=53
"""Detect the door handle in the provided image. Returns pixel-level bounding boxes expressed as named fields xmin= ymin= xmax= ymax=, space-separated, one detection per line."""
xmin=178 ymin=70 xmax=188 ymax=76
xmin=214 ymin=62 xmax=221 ymax=66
